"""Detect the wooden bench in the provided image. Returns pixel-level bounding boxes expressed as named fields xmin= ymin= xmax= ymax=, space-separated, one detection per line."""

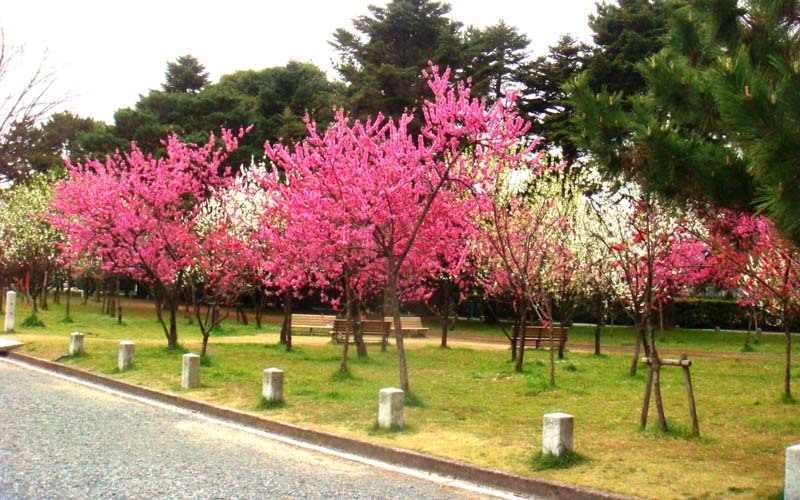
xmin=518 ymin=325 xmax=569 ymax=350
xmin=331 ymin=319 xmax=391 ymax=346
xmin=291 ymin=314 xmax=335 ymax=336
xmin=385 ymin=316 xmax=429 ymax=337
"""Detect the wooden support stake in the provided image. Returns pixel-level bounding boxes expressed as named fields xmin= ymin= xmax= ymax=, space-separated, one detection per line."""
xmin=681 ymin=354 xmax=700 ymax=437
xmin=641 ymin=356 xmax=700 ymax=436
xmin=642 ymin=357 xmax=691 ymax=367
xmin=641 ymin=364 xmax=653 ymax=429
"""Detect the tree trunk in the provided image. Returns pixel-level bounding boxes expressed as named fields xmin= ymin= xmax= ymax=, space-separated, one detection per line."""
xmin=352 ymin=298 xmax=367 ymax=358
xmin=65 ymin=276 xmax=72 ymax=319
xmin=594 ymin=320 xmax=603 ymax=356
xmin=510 ymin=316 xmax=519 ymax=362
xmin=280 ymin=290 xmax=292 ymax=348
xmin=549 ymin=324 xmax=556 ymax=386
xmin=167 ymin=297 xmax=178 ymax=347
xmin=41 ymin=271 xmax=48 ymax=311
xmin=630 ymin=324 xmax=642 ymax=376
xmin=387 ymin=273 xmax=409 ymax=393
xmin=339 ymin=322 xmax=351 ymax=373
xmin=254 ymin=292 xmax=264 ymax=329
xmin=440 ymin=280 xmax=451 ymax=348
xmin=515 ymin=307 xmax=528 ymax=373
xmin=647 ymin=318 xmax=668 ymax=432
xmin=201 ymin=329 xmax=210 ymax=357
xmin=785 ymin=317 xmax=792 ymax=399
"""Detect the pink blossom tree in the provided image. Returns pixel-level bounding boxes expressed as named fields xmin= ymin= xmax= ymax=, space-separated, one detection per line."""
xmin=264 ymin=65 xmax=531 ymax=392
xmin=587 ymin=183 xmax=713 ymax=431
xmin=51 ymin=129 xmax=247 ymax=348
xmin=472 ymin=164 xmax=577 ymax=383
xmin=706 ymin=210 xmax=800 ymax=398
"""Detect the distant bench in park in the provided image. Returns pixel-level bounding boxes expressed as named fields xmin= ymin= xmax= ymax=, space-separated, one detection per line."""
xmin=331 ymin=319 xmax=391 ymax=348
xmin=519 ymin=325 xmax=569 ymax=351
xmin=385 ymin=316 xmax=429 ymax=337
xmin=290 ymin=314 xmax=336 ymax=336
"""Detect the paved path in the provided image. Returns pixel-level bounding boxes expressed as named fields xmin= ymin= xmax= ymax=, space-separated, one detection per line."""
xmin=0 ymin=361 xmax=486 ymax=499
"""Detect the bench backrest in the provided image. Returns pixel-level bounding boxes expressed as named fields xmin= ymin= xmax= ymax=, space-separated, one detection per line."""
xmin=384 ymin=316 xmax=426 ymax=331
xmin=363 ymin=320 xmax=390 ymax=335
xmin=332 ymin=319 xmax=390 ymax=335
xmin=331 ymin=319 xmax=351 ymax=334
xmin=292 ymin=314 xmax=335 ymax=328
xmin=522 ymin=325 xmax=569 ymax=339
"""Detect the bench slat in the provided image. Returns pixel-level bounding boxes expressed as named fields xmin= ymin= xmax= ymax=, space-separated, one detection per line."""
xmin=518 ymin=326 xmax=569 ymax=349
xmin=384 ymin=316 xmax=429 ymax=337
xmin=291 ymin=314 xmax=336 ymax=335
xmin=331 ymin=319 xmax=391 ymax=345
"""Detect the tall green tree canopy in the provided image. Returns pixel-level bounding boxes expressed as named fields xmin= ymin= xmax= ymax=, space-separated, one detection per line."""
xmin=571 ymin=0 xmax=800 ymax=243
xmin=163 ymin=54 xmax=210 ymax=93
xmin=586 ymin=0 xmax=672 ymax=94
xmin=331 ymin=0 xmax=465 ymax=118
xmin=0 ymin=112 xmax=111 ymax=182
xmin=463 ymin=21 xmax=531 ymax=100
xmin=524 ymin=35 xmax=592 ymax=164
xmin=108 ymin=60 xmax=339 ymax=166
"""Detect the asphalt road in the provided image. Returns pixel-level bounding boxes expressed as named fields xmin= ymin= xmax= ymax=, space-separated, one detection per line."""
xmin=0 ymin=361 xmax=483 ymax=499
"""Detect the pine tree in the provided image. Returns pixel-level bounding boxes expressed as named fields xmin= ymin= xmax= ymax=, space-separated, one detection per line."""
xmin=586 ymin=0 xmax=672 ymax=94
xmin=571 ymin=0 xmax=800 ymax=244
xmin=163 ymin=55 xmax=210 ymax=94
xmin=331 ymin=0 xmax=465 ymax=119
xmin=524 ymin=35 xmax=591 ymax=164
xmin=463 ymin=21 xmax=530 ymax=100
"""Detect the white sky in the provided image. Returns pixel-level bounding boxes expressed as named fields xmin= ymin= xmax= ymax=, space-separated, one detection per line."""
xmin=2 ymin=0 xmax=598 ymax=123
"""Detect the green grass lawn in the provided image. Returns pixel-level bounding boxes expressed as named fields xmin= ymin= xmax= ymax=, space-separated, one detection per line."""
xmin=4 ymin=297 xmax=797 ymax=498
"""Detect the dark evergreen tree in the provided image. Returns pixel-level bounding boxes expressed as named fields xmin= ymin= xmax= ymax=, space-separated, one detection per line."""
xmin=524 ymin=35 xmax=592 ymax=164
xmin=0 ymin=112 xmax=111 ymax=182
xmin=163 ymin=55 xmax=210 ymax=94
xmin=331 ymin=0 xmax=465 ymax=119
xmin=586 ymin=0 xmax=672 ymax=94
xmin=569 ymin=0 xmax=800 ymax=243
xmin=463 ymin=21 xmax=531 ymax=100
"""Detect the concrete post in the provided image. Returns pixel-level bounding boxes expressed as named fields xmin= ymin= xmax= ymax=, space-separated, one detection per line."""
xmin=118 ymin=341 xmax=135 ymax=371
xmin=378 ymin=387 xmax=404 ymax=429
xmin=69 ymin=332 xmax=84 ymax=356
xmin=181 ymin=353 xmax=200 ymax=389
xmin=542 ymin=412 xmax=574 ymax=457
xmin=786 ymin=444 xmax=800 ymax=499
xmin=4 ymin=291 xmax=15 ymax=332
xmin=262 ymin=368 xmax=284 ymax=403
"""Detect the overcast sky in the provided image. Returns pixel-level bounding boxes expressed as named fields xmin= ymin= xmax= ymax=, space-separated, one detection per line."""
xmin=2 ymin=0 xmax=598 ymax=123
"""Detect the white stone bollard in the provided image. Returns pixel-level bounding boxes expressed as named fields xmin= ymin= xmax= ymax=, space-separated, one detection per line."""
xmin=181 ymin=353 xmax=200 ymax=389
xmin=542 ymin=412 xmax=574 ymax=457
xmin=786 ymin=444 xmax=800 ymax=498
xmin=69 ymin=332 xmax=84 ymax=356
xmin=378 ymin=387 xmax=404 ymax=429
xmin=714 ymin=326 xmax=721 ymax=333
xmin=4 ymin=291 xmax=16 ymax=332
xmin=118 ymin=341 xmax=135 ymax=371
xmin=262 ymin=368 xmax=284 ymax=403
